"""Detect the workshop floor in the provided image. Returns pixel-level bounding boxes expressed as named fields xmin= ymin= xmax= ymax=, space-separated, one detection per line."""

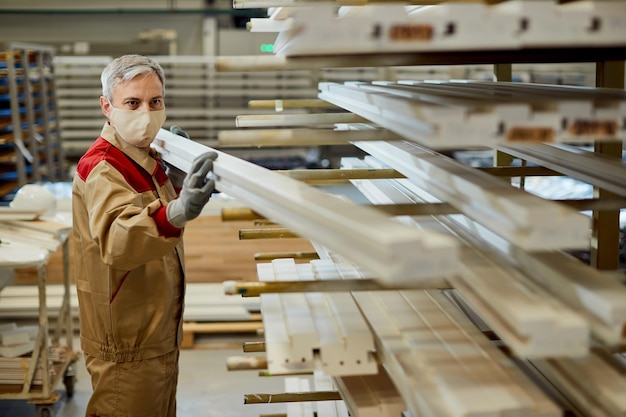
xmin=0 ymin=335 xmax=292 ymax=417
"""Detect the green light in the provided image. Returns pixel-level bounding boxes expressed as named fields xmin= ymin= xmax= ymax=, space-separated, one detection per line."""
xmin=259 ymin=43 xmax=274 ymax=53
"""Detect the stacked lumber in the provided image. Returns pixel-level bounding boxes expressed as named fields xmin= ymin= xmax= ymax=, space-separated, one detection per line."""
xmin=0 ymin=344 xmax=69 ymax=388
xmin=318 ymin=81 xmax=626 ymax=148
xmin=258 ymin=258 xmax=377 ymax=376
xmin=0 ymin=358 xmax=46 ymax=386
xmin=353 ymin=290 xmax=560 ymax=417
xmin=154 ymin=128 xmax=460 ymax=285
xmin=350 ymin=140 xmax=590 ymax=250
xmin=344 ymin=155 xmax=626 ymax=350
xmin=246 ymin=2 xmax=626 ymax=56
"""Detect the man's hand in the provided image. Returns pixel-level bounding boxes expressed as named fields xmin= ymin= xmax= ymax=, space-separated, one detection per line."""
xmin=164 ymin=125 xmax=190 ymax=189
xmin=166 ymin=152 xmax=218 ymax=228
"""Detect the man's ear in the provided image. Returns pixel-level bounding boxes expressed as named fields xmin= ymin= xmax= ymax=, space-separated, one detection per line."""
xmin=100 ymin=96 xmax=112 ymax=119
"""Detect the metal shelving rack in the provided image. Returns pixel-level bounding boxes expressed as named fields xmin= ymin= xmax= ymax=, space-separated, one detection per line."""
xmin=0 ymin=43 xmax=66 ymax=199
xmin=213 ymin=2 xmax=626 ymax=417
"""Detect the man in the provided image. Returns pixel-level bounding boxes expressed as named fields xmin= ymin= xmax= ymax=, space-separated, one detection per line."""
xmin=72 ymin=54 xmax=216 ymax=417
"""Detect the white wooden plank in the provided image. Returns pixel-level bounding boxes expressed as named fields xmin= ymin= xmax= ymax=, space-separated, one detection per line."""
xmin=154 ymin=128 xmax=459 ymax=284
xmin=258 ymin=259 xmax=377 ymax=376
xmin=354 ymin=140 xmax=590 ymax=250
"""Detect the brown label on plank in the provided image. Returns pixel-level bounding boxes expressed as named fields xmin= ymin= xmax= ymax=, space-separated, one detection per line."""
xmin=506 ymin=127 xmax=555 ymax=143
xmin=568 ymin=119 xmax=617 ymax=137
xmin=389 ymin=24 xmax=433 ymax=42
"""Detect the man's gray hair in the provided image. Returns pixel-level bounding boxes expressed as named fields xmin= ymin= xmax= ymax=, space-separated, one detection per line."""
xmin=101 ymin=54 xmax=166 ymax=103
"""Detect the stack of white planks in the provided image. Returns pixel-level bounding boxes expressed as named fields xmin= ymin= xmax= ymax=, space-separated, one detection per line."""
xmin=318 ymin=81 xmax=626 ymax=148
xmin=257 ymin=258 xmax=377 ymax=376
xmin=342 ymin=154 xmax=626 ymax=351
xmin=248 ymin=2 xmax=626 ymax=56
xmin=354 ymin=289 xmax=561 ymax=417
xmin=350 ymin=140 xmax=590 ymax=251
xmin=0 ymin=357 xmax=46 ymax=386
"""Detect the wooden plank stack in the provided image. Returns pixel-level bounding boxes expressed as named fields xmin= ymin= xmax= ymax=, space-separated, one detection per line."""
xmin=258 ymin=258 xmax=377 ymax=376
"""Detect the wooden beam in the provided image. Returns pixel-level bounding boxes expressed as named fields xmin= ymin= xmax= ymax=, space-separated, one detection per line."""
xmin=239 ymin=228 xmax=299 ymax=240
xmin=223 ymin=277 xmax=450 ymax=297
xmin=243 ymin=341 xmax=266 ymax=353
xmin=319 ymin=81 xmax=626 ymax=148
xmin=244 ymin=391 xmax=343 ymax=404
xmin=592 ymin=59 xmax=625 ymax=271
xmin=277 ymin=168 xmax=404 ymax=183
xmin=221 ymin=207 xmax=263 ymax=221
xmin=254 ymin=251 xmax=320 ymax=261
xmin=235 ymin=113 xmax=369 ymax=128
xmin=226 ymin=355 xmax=268 ymax=371
xmin=218 ymin=128 xmax=403 ymax=147
xmin=355 ymin=140 xmax=590 ymax=250
xmin=478 ymin=166 xmax=561 ymax=177
xmin=154 ymin=128 xmax=460 ymax=285
xmin=248 ymin=99 xmax=336 ymax=110
xmin=349 ymin=171 xmax=590 ymax=356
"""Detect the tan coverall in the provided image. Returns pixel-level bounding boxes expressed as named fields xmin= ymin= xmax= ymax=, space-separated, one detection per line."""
xmin=72 ymin=123 xmax=186 ymax=417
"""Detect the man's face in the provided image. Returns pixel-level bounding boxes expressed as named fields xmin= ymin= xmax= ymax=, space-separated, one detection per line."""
xmin=100 ymin=72 xmax=164 ymax=117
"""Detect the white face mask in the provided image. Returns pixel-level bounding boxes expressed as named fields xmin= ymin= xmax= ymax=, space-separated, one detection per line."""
xmin=109 ymin=107 xmax=166 ymax=148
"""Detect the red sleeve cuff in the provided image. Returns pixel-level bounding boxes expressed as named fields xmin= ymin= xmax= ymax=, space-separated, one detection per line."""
xmin=152 ymin=204 xmax=182 ymax=238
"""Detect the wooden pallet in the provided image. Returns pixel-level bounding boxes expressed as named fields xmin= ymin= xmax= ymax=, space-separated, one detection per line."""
xmin=181 ymin=314 xmax=264 ymax=349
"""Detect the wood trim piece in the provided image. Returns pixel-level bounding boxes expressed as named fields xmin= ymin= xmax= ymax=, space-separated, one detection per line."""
xmin=154 ymin=128 xmax=459 ymax=284
xmin=353 ymin=140 xmax=590 ymax=250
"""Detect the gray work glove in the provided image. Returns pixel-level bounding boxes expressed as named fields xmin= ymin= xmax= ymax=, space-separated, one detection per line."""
xmin=166 ymin=152 xmax=218 ymax=228
xmin=164 ymin=125 xmax=190 ymax=189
